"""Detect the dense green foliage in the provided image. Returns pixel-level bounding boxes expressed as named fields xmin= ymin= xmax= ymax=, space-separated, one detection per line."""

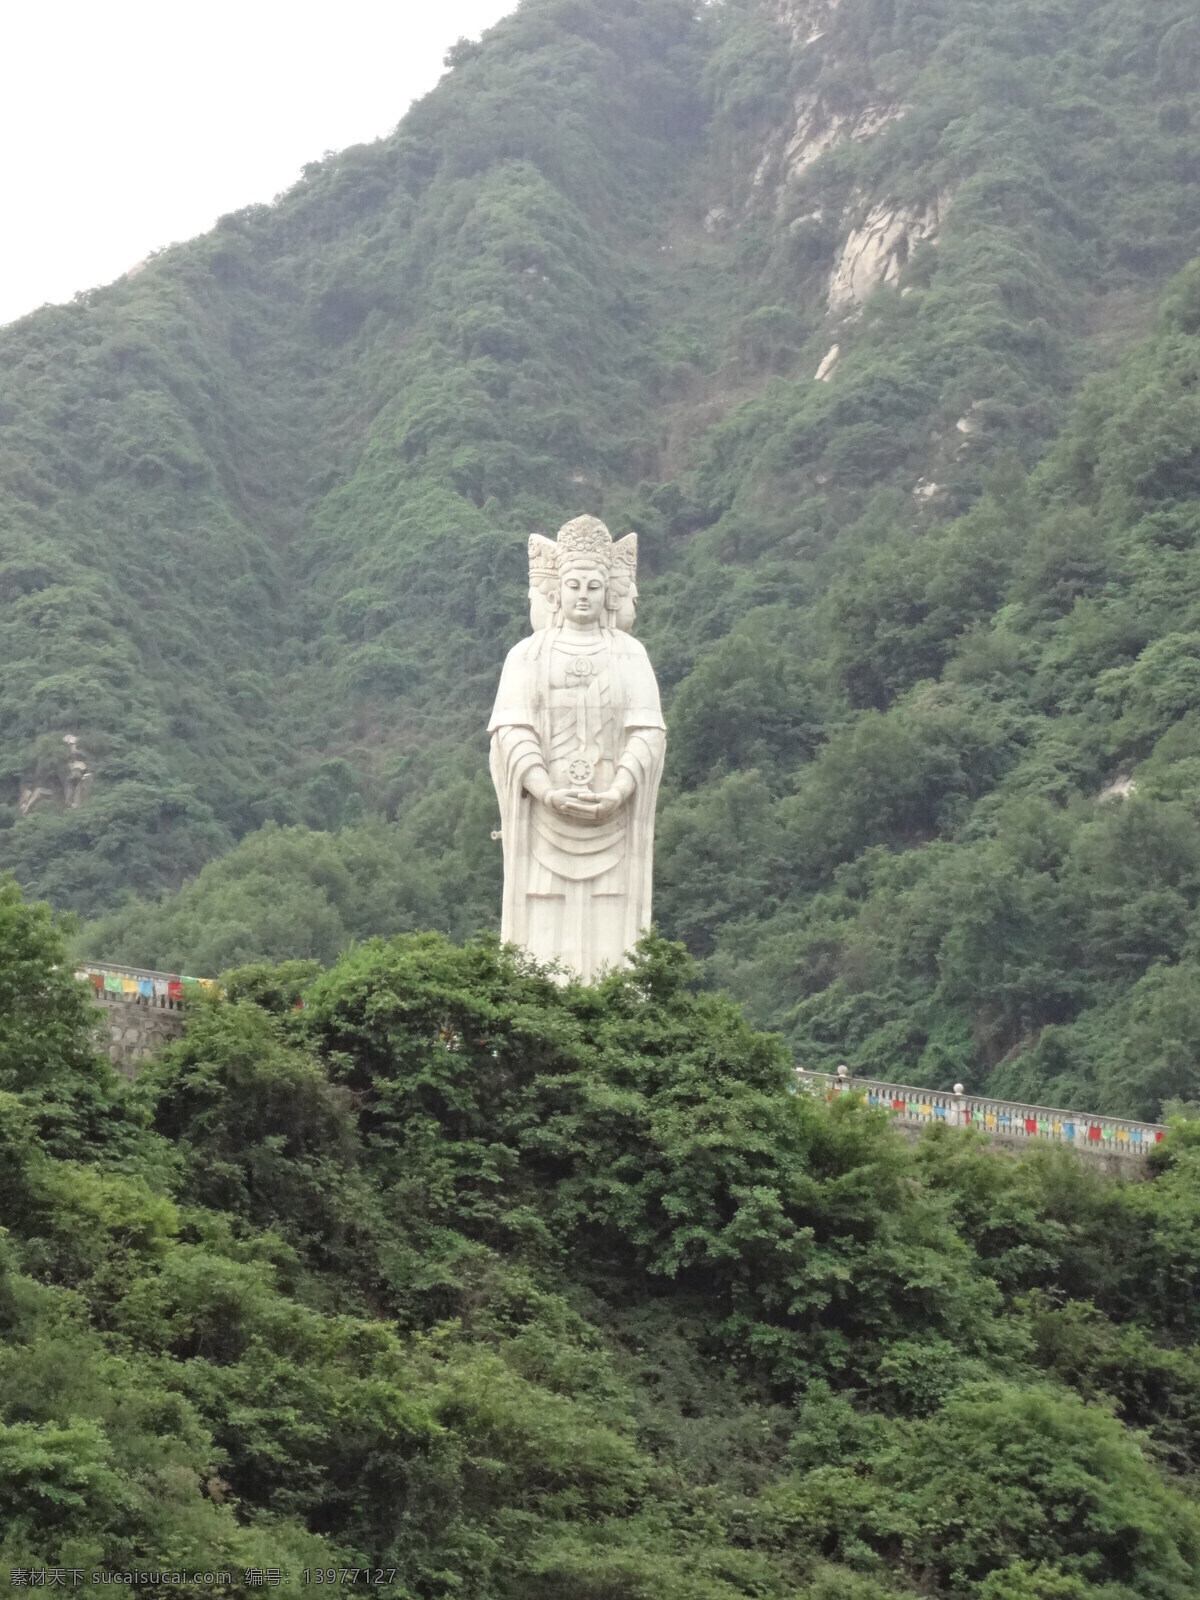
xmin=7 ymin=0 xmax=1200 ymax=1119
xmin=6 ymin=883 xmax=1200 ymax=1591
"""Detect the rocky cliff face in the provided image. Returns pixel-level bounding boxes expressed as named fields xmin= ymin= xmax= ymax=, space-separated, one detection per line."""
xmin=728 ymin=1 xmax=952 ymax=322
xmin=826 ymin=192 xmax=946 ymax=311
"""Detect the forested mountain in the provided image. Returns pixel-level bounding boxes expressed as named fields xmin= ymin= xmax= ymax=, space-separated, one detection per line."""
xmin=5 ymin=0 xmax=1200 ymax=1117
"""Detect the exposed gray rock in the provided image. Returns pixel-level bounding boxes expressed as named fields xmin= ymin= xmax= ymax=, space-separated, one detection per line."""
xmin=828 ymin=194 xmax=947 ymax=311
xmin=1099 ymin=775 xmax=1138 ymax=802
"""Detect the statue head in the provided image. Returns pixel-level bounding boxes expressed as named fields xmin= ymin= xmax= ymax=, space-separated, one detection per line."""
xmin=606 ymin=533 xmax=638 ymax=632
xmin=556 ymin=517 xmax=610 ymax=630
xmin=527 ymin=535 xmax=560 ymax=630
xmin=527 ymin=518 xmax=639 ymax=633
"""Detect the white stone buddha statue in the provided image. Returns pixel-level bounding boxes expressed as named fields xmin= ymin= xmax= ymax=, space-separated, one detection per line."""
xmin=489 ymin=517 xmax=665 ymax=981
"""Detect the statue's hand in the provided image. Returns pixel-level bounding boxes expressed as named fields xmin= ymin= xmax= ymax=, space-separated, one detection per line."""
xmin=588 ymin=786 xmax=626 ymax=823
xmin=545 ymin=788 xmax=583 ymax=817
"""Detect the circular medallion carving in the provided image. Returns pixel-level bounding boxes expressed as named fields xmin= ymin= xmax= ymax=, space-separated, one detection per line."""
xmin=567 ymin=757 xmax=595 ymax=786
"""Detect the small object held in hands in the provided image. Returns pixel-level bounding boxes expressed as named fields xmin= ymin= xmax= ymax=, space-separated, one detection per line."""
xmin=563 ymin=788 xmax=600 ymax=818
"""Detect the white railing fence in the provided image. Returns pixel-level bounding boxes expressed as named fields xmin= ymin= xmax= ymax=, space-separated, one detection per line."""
xmin=795 ymin=1067 xmax=1166 ymax=1160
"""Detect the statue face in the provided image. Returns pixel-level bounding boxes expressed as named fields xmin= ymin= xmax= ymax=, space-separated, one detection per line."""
xmin=560 ymin=564 xmax=607 ymax=626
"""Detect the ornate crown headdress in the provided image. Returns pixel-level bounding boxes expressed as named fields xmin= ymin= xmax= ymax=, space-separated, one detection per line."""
xmin=555 ymin=515 xmax=613 ymax=571
xmin=528 ymin=534 xmax=559 ymax=583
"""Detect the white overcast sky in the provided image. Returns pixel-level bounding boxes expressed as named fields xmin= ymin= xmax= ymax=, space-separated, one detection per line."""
xmin=1 ymin=0 xmax=519 ymax=327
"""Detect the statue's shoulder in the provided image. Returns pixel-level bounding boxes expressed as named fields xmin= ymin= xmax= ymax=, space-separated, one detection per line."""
xmin=610 ymin=630 xmax=651 ymax=662
xmin=503 ymin=633 xmax=544 ymax=665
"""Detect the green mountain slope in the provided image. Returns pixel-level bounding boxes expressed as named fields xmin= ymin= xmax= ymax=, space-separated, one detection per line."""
xmin=6 ymin=0 xmax=1200 ymax=1114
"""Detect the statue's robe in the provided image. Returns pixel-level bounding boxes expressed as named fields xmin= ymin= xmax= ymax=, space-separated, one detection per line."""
xmin=489 ymin=626 xmax=666 ymax=982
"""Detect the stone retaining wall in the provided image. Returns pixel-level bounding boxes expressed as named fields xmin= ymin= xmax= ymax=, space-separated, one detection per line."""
xmin=92 ymin=996 xmax=186 ymax=1078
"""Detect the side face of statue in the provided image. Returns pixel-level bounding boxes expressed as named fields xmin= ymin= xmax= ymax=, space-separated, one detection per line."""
xmin=489 ymin=517 xmax=665 ymax=982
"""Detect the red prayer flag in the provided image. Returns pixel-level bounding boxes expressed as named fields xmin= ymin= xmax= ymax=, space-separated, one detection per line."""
xmin=1087 ymin=1124 xmax=1101 ymax=1142
xmin=892 ymin=1098 xmax=907 ymax=1112
xmin=1024 ymin=1117 xmax=1038 ymax=1134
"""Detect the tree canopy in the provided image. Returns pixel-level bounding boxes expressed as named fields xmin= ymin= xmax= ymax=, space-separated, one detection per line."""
xmin=5 ymin=882 xmax=1200 ymax=1590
